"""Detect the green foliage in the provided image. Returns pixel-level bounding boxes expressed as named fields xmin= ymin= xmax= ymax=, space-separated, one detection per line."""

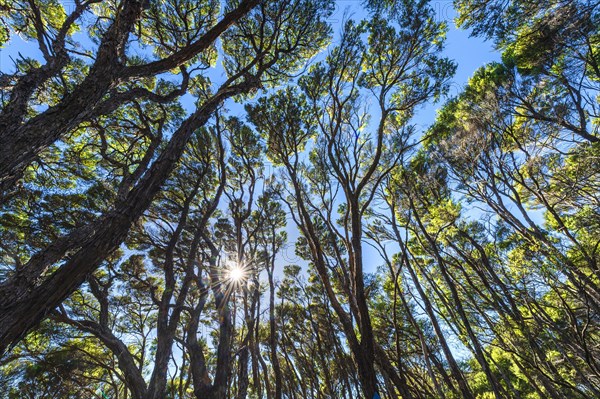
xmin=1 ymin=0 xmax=599 ymax=398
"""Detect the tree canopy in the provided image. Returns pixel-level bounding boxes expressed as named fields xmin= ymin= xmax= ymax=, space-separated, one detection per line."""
xmin=0 ymin=0 xmax=599 ymax=398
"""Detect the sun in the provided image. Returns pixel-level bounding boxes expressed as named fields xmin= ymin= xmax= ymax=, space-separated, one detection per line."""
xmin=227 ymin=266 xmax=246 ymax=283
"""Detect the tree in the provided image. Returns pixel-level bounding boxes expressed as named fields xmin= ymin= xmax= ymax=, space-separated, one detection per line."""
xmin=0 ymin=0 xmax=333 ymax=355
xmin=0 ymin=0 xmax=262 ymax=198
xmin=2 ymin=0 xmax=600 ymax=397
xmin=247 ymin=2 xmax=455 ymax=395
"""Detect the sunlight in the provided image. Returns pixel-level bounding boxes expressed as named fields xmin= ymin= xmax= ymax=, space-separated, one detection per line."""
xmin=227 ymin=265 xmax=246 ymax=283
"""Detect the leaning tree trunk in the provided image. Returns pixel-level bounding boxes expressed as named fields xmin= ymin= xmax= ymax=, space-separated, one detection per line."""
xmin=0 ymin=80 xmax=258 ymax=355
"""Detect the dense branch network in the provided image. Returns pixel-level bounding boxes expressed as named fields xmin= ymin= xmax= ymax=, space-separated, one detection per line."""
xmin=0 ymin=0 xmax=599 ymax=398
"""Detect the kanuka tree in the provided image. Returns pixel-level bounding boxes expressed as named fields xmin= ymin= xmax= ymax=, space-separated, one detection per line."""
xmin=0 ymin=0 xmax=260 ymax=198
xmin=0 ymin=117 xmax=288 ymax=399
xmin=388 ymin=0 xmax=599 ymax=396
xmin=1 ymin=0 xmax=599 ymax=398
xmin=454 ymin=0 xmax=599 ymax=144
xmin=425 ymin=63 xmax=600 ymax=397
xmin=247 ymin=2 xmax=455 ymax=396
xmin=0 ymin=0 xmax=333 ymax=355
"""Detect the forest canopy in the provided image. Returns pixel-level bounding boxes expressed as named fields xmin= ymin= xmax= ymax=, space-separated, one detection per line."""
xmin=0 ymin=0 xmax=598 ymax=398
